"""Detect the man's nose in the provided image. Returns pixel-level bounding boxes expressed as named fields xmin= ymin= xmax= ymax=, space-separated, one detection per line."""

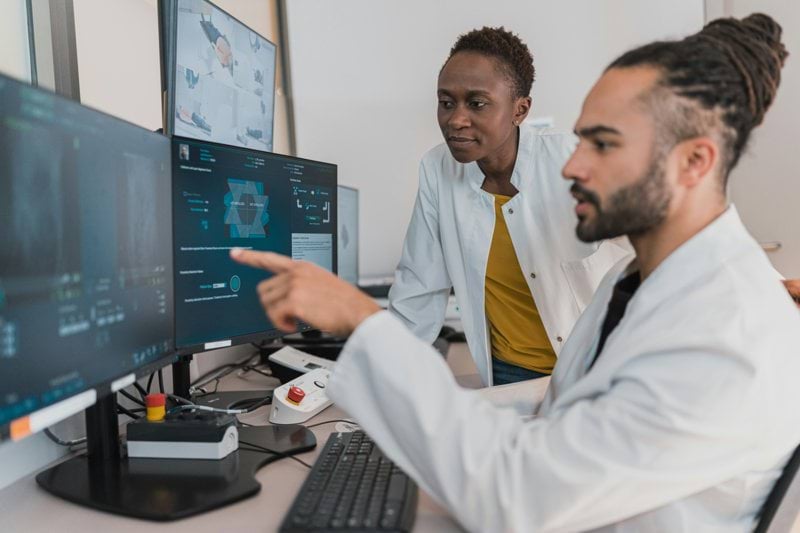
xmin=562 ymin=149 xmax=588 ymax=182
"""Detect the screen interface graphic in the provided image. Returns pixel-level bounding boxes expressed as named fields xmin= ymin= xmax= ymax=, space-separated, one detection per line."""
xmin=0 ymin=78 xmax=174 ymax=429
xmin=173 ymin=0 xmax=277 ymax=151
xmin=173 ymin=138 xmax=336 ymax=349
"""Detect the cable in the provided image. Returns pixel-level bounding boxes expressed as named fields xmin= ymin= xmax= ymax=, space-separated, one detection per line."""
xmin=238 ymin=364 xmax=272 ymax=379
xmin=167 ymin=395 xmax=271 ymax=417
xmin=117 ymin=405 xmax=141 ymax=420
xmin=191 ymin=353 xmax=257 ymax=389
xmin=167 ymin=394 xmax=194 ymax=406
xmin=133 ymin=382 xmax=148 ymax=403
xmin=158 ymin=369 xmax=165 ymax=394
xmin=304 ymin=419 xmax=358 ymax=429
xmin=146 ymin=372 xmax=155 ymax=394
xmin=44 ymin=428 xmax=86 ymax=447
xmin=118 ymin=389 xmax=145 ymax=407
xmin=238 ymin=439 xmax=312 ymax=469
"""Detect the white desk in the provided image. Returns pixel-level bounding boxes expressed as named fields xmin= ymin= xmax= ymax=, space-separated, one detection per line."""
xmin=0 ymin=344 xmax=498 ymax=532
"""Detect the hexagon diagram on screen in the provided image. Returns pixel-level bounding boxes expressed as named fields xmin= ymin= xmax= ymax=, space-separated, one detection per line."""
xmin=223 ymin=178 xmax=269 ymax=238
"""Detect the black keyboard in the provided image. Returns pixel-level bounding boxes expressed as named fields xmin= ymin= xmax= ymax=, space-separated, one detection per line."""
xmin=280 ymin=430 xmax=418 ymax=532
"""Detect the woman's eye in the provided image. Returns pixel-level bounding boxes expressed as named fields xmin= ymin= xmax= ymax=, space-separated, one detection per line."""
xmin=439 ymin=100 xmax=454 ymax=109
xmin=469 ymin=101 xmax=487 ymax=109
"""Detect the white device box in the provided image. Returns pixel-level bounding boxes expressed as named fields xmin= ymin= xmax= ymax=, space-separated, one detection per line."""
xmin=127 ymin=425 xmax=239 ymax=460
xmin=268 ymin=346 xmax=335 ymax=374
xmin=269 ymin=368 xmax=333 ymax=425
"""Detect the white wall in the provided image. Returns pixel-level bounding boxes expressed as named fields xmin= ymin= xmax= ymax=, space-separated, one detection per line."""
xmin=285 ymin=0 xmax=705 ymax=277
xmin=710 ymin=0 xmax=800 ymax=278
xmin=0 ymin=0 xmax=31 ymax=82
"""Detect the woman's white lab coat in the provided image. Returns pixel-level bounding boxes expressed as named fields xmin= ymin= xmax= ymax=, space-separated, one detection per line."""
xmin=389 ymin=123 xmax=630 ymax=385
xmin=329 ymin=207 xmax=800 ymax=532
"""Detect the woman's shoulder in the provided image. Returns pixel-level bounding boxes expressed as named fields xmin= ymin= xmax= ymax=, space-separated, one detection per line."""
xmin=521 ymin=124 xmax=578 ymax=152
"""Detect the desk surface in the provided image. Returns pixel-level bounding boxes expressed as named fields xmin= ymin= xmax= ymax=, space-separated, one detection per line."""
xmin=1 ymin=345 xmax=482 ymax=533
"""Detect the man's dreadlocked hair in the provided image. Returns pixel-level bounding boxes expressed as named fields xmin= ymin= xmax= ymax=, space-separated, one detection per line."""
xmin=609 ymin=13 xmax=788 ymax=183
xmin=445 ymin=26 xmax=535 ymax=99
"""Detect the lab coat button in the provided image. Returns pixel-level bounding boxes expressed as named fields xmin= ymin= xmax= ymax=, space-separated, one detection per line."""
xmin=530 ymin=272 xmax=536 ymax=279
xmin=508 ymin=208 xmax=514 ymax=214
xmin=557 ymin=336 xmax=563 ymax=342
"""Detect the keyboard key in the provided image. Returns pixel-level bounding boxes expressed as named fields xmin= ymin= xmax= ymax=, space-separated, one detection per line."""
xmin=279 ymin=431 xmax=417 ymax=532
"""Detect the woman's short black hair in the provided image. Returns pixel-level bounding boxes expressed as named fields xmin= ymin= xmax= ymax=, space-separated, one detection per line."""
xmin=446 ymin=26 xmax=535 ymax=99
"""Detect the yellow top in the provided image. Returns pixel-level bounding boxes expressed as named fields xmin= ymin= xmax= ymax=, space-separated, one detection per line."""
xmin=485 ymin=194 xmax=556 ymax=374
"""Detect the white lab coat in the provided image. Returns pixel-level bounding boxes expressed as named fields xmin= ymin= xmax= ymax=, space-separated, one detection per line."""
xmin=389 ymin=123 xmax=631 ymax=385
xmin=329 ymin=206 xmax=800 ymax=532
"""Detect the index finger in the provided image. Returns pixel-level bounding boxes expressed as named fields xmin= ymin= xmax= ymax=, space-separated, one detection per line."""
xmin=230 ymin=248 xmax=294 ymax=274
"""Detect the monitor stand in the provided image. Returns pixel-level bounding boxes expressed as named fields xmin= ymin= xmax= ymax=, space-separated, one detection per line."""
xmin=172 ymin=354 xmax=273 ymax=411
xmin=36 ymin=392 xmax=316 ymax=521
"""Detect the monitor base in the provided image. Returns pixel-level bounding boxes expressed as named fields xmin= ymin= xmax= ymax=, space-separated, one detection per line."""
xmin=36 ymin=424 xmax=316 ymax=521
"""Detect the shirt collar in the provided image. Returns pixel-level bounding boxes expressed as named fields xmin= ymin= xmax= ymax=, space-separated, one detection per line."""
xmin=465 ymin=123 xmax=536 ymax=191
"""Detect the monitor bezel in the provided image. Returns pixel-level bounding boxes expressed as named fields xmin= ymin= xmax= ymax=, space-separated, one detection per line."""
xmin=160 ymin=0 xmax=278 ymax=151
xmin=0 ymin=73 xmax=177 ymax=442
xmin=337 ymin=184 xmax=360 ymax=286
xmin=170 ymin=135 xmax=338 ymax=355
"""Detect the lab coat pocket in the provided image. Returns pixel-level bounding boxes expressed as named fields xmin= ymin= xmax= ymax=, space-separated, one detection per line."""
xmin=561 ymin=243 xmax=619 ymax=312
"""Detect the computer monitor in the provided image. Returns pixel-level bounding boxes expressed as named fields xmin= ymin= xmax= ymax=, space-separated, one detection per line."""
xmin=337 ymin=185 xmax=359 ymax=285
xmin=0 ymin=74 xmax=175 ymax=443
xmin=160 ymin=0 xmax=277 ymax=151
xmin=172 ymin=136 xmax=337 ymax=354
xmin=0 ymin=75 xmax=315 ymax=520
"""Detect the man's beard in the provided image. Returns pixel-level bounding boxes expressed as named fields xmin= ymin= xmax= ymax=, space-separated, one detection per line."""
xmin=571 ymin=154 xmax=671 ymax=243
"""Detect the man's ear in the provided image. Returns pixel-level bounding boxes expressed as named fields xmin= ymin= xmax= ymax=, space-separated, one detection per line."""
xmin=677 ymin=136 xmax=718 ymax=188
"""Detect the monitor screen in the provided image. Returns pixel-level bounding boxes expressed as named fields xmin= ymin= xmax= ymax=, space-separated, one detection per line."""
xmin=0 ymin=75 xmax=174 ymax=437
xmin=168 ymin=0 xmax=276 ymax=151
xmin=172 ymin=137 xmax=337 ymax=351
xmin=337 ymin=185 xmax=359 ymax=285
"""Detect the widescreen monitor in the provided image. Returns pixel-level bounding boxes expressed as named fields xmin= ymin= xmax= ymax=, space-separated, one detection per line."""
xmin=162 ymin=0 xmax=277 ymax=151
xmin=337 ymin=185 xmax=359 ymax=285
xmin=0 ymin=74 xmax=174 ymax=442
xmin=172 ymin=137 xmax=337 ymax=352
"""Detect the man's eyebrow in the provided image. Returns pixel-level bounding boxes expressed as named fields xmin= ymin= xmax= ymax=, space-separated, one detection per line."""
xmin=574 ymin=125 xmax=622 ymax=137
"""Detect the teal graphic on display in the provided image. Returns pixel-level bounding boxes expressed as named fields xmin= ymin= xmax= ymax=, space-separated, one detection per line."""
xmin=223 ymin=178 xmax=269 ymax=238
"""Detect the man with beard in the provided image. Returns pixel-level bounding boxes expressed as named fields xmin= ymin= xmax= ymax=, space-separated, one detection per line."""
xmin=231 ymin=13 xmax=800 ymax=532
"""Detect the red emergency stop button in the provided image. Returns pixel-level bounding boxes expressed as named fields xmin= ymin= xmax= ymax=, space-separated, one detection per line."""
xmin=287 ymin=386 xmax=305 ymax=405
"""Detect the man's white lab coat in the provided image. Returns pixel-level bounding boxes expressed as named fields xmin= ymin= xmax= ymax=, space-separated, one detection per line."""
xmin=329 ymin=207 xmax=800 ymax=532
xmin=389 ymin=123 xmax=630 ymax=385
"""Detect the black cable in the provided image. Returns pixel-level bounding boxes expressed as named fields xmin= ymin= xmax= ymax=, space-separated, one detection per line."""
xmin=158 ymin=369 xmax=165 ymax=394
xmin=116 ymin=404 xmax=141 ymax=420
xmin=44 ymin=427 xmax=86 ymax=447
xmin=146 ymin=372 xmax=155 ymax=394
xmin=192 ymin=353 xmax=261 ymax=388
xmin=118 ymin=389 xmax=145 ymax=407
xmin=243 ymin=396 xmax=272 ymax=413
xmin=133 ymin=382 xmax=148 ymax=403
xmin=238 ymin=439 xmax=312 ymax=469
xmin=304 ymin=419 xmax=358 ymax=429
xmin=240 ymin=364 xmax=272 ymax=379
xmin=167 ymin=393 xmax=194 ymax=406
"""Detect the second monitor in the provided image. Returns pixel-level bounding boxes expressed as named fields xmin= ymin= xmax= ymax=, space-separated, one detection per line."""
xmin=172 ymin=137 xmax=337 ymax=353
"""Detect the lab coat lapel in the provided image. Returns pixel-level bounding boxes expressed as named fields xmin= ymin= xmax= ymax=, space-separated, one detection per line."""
xmin=545 ymin=206 xmax=749 ymax=413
